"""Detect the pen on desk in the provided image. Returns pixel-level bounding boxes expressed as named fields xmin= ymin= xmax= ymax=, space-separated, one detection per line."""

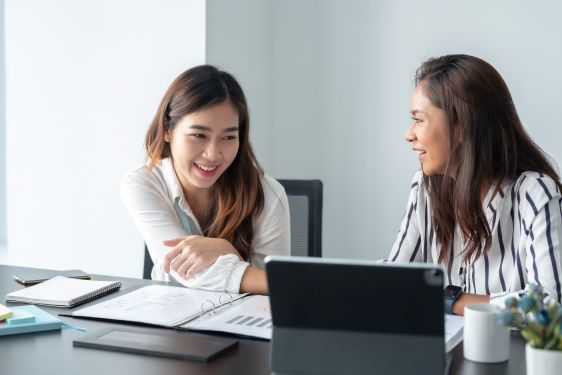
xmin=62 ymin=322 xmax=87 ymax=332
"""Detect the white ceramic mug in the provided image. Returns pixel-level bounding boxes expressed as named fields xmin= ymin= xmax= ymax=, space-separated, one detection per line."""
xmin=463 ymin=303 xmax=510 ymax=363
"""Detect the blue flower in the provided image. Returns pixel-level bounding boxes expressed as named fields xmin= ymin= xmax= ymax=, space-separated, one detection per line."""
xmin=528 ymin=283 xmax=543 ymax=294
xmin=518 ymin=295 xmax=535 ymax=312
xmin=535 ymin=310 xmax=551 ymax=326
xmin=505 ymin=297 xmax=518 ymax=308
xmin=497 ymin=310 xmax=514 ymax=326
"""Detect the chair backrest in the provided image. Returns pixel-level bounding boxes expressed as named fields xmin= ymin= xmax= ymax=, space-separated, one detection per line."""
xmin=277 ymin=179 xmax=323 ymax=258
xmin=142 ymin=178 xmax=323 ymax=279
xmin=143 ymin=244 xmax=152 ymax=279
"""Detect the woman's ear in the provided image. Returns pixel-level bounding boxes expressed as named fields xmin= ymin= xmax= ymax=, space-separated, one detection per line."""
xmin=164 ymin=130 xmax=171 ymax=142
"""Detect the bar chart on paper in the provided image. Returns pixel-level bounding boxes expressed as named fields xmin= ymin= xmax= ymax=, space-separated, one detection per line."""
xmin=184 ymin=295 xmax=273 ymax=339
xmin=226 ymin=314 xmax=272 ymax=329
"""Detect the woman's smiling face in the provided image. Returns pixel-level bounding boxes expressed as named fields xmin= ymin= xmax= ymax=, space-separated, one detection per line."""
xmin=167 ymin=100 xmax=240 ymax=196
xmin=405 ymin=83 xmax=451 ymax=175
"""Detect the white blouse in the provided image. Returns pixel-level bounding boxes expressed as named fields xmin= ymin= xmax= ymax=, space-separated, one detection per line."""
xmin=389 ymin=171 xmax=562 ymax=304
xmin=120 ymin=158 xmax=291 ymax=293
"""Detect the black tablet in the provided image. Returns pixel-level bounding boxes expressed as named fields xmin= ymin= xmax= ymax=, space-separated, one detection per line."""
xmin=265 ymin=256 xmax=446 ymax=375
xmin=73 ymin=327 xmax=238 ymax=362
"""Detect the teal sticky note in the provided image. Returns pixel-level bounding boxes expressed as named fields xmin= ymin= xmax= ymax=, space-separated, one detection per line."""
xmin=0 ymin=305 xmax=62 ymax=336
xmin=0 ymin=304 xmax=12 ymax=321
xmin=7 ymin=310 xmax=36 ymax=326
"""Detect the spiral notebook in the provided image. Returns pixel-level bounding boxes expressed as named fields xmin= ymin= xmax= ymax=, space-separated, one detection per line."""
xmin=6 ymin=276 xmax=121 ymax=307
xmin=68 ymin=285 xmax=271 ymax=339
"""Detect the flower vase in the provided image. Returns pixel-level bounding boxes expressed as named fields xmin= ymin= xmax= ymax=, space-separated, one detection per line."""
xmin=526 ymin=343 xmax=562 ymax=375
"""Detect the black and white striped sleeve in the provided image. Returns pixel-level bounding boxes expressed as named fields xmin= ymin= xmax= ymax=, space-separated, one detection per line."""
xmin=521 ymin=175 xmax=562 ymax=303
xmin=388 ymin=171 xmax=423 ymax=263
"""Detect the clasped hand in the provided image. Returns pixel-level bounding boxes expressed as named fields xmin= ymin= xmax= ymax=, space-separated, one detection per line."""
xmin=162 ymin=235 xmax=241 ymax=279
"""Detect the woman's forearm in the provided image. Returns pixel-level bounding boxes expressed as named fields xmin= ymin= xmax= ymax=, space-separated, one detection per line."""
xmin=239 ymin=267 xmax=268 ymax=295
xmin=452 ymin=292 xmax=490 ymax=315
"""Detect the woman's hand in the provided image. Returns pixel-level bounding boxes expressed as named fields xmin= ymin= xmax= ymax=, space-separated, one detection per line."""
xmin=162 ymin=236 xmax=242 ymax=279
xmin=453 ymin=293 xmax=490 ymax=315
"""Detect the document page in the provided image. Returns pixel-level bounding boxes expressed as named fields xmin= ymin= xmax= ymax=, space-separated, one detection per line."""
xmin=72 ymin=285 xmax=244 ymax=327
xmin=445 ymin=314 xmax=464 ymax=352
xmin=183 ymin=295 xmax=272 ymax=339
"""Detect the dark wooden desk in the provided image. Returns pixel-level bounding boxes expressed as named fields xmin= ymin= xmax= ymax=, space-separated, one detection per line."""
xmin=0 ymin=265 xmax=525 ymax=374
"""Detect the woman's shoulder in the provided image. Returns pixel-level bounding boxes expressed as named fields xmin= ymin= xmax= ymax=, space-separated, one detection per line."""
xmin=512 ymin=171 xmax=561 ymax=215
xmin=261 ymin=175 xmax=288 ymax=203
xmin=122 ymin=161 xmax=161 ymax=185
xmin=120 ymin=159 xmax=176 ymax=195
xmin=514 ymin=172 xmax=561 ymax=198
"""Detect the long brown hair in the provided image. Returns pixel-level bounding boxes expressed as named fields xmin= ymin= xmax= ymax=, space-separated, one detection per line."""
xmin=416 ymin=54 xmax=562 ymax=264
xmin=144 ymin=65 xmax=264 ymax=261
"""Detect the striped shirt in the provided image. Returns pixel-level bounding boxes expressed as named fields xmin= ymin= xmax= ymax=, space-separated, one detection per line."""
xmin=389 ymin=171 xmax=562 ymax=303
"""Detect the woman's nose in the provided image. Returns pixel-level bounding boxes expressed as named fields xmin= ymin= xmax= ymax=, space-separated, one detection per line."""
xmin=203 ymin=141 xmax=221 ymax=161
xmin=404 ymin=125 xmax=416 ymax=143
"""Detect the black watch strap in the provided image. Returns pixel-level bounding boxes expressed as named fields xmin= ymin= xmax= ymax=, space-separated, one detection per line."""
xmin=444 ymin=285 xmax=463 ymax=315
xmin=444 ymin=296 xmax=455 ymax=315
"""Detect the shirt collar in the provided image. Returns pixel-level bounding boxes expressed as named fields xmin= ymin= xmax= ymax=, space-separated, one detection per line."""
xmin=161 ymin=158 xmax=184 ymax=202
xmin=484 ymin=180 xmax=507 ymax=214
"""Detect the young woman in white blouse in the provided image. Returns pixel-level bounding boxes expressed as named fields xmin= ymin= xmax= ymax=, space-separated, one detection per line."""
xmin=121 ymin=65 xmax=290 ymax=295
xmin=390 ymin=54 xmax=562 ymax=315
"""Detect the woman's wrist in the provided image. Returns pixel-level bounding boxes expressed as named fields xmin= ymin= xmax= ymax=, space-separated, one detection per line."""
xmin=452 ymin=293 xmax=491 ymax=315
xmin=240 ymin=267 xmax=268 ymax=295
xmin=220 ymin=238 xmax=243 ymax=260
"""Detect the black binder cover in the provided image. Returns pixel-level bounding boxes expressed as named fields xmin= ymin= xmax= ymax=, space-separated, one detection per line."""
xmin=73 ymin=327 xmax=238 ymax=362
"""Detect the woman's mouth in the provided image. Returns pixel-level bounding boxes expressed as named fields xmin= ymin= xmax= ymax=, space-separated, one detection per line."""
xmin=194 ymin=163 xmax=219 ymax=177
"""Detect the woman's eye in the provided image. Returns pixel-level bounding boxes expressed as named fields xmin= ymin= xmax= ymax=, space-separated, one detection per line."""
xmin=191 ymin=133 xmax=206 ymax=139
xmin=411 ymin=117 xmax=422 ymax=124
xmin=224 ymin=135 xmax=237 ymax=141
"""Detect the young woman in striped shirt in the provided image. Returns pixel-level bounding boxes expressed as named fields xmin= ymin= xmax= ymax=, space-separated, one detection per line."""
xmin=389 ymin=54 xmax=562 ymax=315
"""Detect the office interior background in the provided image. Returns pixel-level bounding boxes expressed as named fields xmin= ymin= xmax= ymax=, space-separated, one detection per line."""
xmin=0 ymin=0 xmax=561 ymax=278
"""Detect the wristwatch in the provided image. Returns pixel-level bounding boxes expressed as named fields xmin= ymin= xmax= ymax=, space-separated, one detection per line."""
xmin=444 ymin=285 xmax=463 ymax=315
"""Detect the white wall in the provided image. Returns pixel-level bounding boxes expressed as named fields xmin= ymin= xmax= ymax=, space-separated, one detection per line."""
xmin=0 ymin=0 xmax=5 ymax=245
xmin=5 ymin=0 xmax=206 ymax=276
xmin=206 ymin=0 xmax=274 ymax=170
xmin=207 ymin=0 xmax=562 ymax=261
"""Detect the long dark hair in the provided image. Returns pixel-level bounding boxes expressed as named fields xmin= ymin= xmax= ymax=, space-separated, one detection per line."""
xmin=416 ymin=54 xmax=562 ymax=264
xmin=144 ymin=65 xmax=264 ymax=261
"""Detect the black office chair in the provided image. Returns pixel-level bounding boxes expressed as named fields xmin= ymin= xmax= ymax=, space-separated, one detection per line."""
xmin=277 ymin=179 xmax=323 ymax=258
xmin=142 ymin=179 xmax=323 ymax=279
xmin=143 ymin=244 xmax=153 ymax=280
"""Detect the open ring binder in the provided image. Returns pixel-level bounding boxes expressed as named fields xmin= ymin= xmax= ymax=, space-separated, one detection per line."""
xmin=219 ymin=293 xmax=234 ymax=306
xmin=201 ymin=300 xmax=216 ymax=313
xmin=69 ymin=285 xmax=271 ymax=339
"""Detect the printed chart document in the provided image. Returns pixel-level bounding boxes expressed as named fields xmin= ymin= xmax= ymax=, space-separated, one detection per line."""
xmin=445 ymin=314 xmax=464 ymax=352
xmin=181 ymin=295 xmax=272 ymax=339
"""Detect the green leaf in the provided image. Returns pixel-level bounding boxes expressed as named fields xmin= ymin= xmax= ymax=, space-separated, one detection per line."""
xmin=522 ymin=329 xmax=542 ymax=348
xmin=544 ymin=335 xmax=559 ymax=350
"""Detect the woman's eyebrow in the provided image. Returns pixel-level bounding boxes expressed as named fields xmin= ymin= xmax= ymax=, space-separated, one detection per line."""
xmin=189 ymin=125 xmax=211 ymax=131
xmin=188 ymin=125 xmax=239 ymax=132
xmin=410 ymin=109 xmax=425 ymax=116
